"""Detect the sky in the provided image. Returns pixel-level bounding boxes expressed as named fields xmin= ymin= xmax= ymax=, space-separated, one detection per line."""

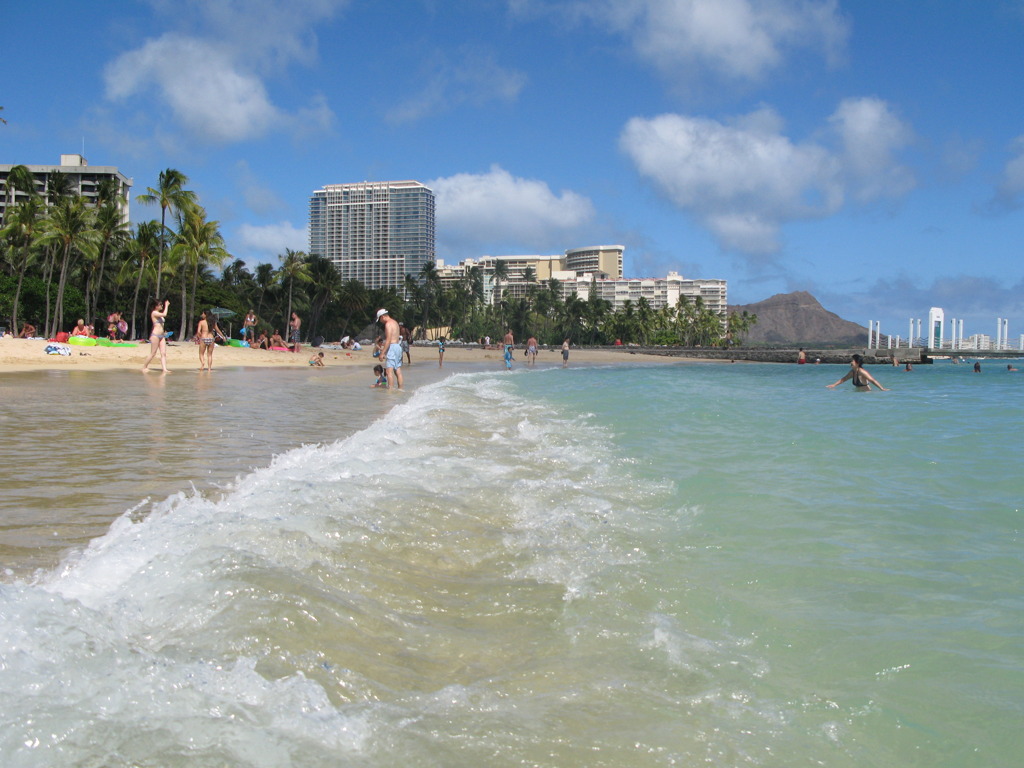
xmin=3 ymin=0 xmax=1024 ymax=338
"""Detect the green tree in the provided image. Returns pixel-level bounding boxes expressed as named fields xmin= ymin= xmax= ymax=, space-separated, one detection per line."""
xmin=278 ymin=249 xmax=310 ymax=332
xmin=305 ymin=254 xmax=342 ymax=339
xmin=170 ymin=206 xmax=229 ymax=338
xmin=88 ymin=200 xmax=129 ymax=324
xmin=136 ymin=168 xmax=196 ymax=298
xmin=0 ymin=197 xmax=43 ymax=334
xmin=337 ymin=278 xmax=369 ymax=338
xmin=121 ymin=220 xmax=162 ymax=338
xmin=38 ymin=196 xmax=98 ymax=336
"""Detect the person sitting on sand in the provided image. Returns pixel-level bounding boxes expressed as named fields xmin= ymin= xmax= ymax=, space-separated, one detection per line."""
xmin=309 ymin=352 xmax=325 ymax=367
xmin=255 ymin=330 xmax=269 ymax=350
xmin=827 ymin=354 xmax=888 ymax=391
xmin=370 ymin=364 xmax=387 ymax=388
xmin=18 ymin=322 xmax=36 ymax=338
xmin=70 ymin=319 xmax=90 ymax=337
xmin=270 ymin=330 xmax=286 ymax=349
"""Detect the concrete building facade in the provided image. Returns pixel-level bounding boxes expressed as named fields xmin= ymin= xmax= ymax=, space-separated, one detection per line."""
xmin=435 ymin=248 xmax=726 ymax=314
xmin=1 ymin=154 xmax=132 ymax=222
xmin=308 ymin=180 xmax=435 ymax=290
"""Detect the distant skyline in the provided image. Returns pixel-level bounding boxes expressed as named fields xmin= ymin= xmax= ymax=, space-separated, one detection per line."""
xmin=3 ymin=1 xmax=1022 ymax=339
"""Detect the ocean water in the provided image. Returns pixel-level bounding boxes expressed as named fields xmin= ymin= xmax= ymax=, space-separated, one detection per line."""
xmin=1 ymin=360 xmax=1021 ymax=767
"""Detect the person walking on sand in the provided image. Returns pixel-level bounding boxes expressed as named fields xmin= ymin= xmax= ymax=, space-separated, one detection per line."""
xmin=561 ymin=338 xmax=570 ymax=368
xmin=827 ymin=354 xmax=888 ymax=391
xmin=400 ymin=323 xmax=412 ymax=365
xmin=142 ymin=299 xmax=172 ymax=373
xmin=289 ymin=312 xmax=302 ymax=354
xmin=376 ymin=308 xmax=403 ymax=389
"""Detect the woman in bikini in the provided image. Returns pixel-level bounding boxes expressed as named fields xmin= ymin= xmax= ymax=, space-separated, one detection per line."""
xmin=141 ymin=299 xmax=171 ymax=373
xmin=827 ymin=354 xmax=888 ymax=391
xmin=196 ymin=309 xmax=223 ymax=371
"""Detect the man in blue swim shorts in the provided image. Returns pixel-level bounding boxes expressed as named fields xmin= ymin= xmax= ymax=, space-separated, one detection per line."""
xmin=376 ymin=308 xmax=404 ymax=389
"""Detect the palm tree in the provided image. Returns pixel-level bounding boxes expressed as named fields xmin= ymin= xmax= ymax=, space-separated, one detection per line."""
xmin=88 ymin=200 xmax=129 ymax=324
xmin=3 ymin=165 xmax=37 ymax=225
xmin=304 ymin=254 xmax=343 ymax=338
xmin=136 ymin=168 xmax=196 ymax=298
xmin=38 ymin=196 xmax=98 ymax=336
xmin=419 ymin=260 xmax=441 ymax=335
xmin=121 ymin=221 xmax=162 ymax=338
xmin=491 ymin=259 xmax=509 ymax=308
xmin=337 ymin=278 xmax=369 ymax=337
xmin=0 ymin=197 xmax=43 ymax=335
xmin=170 ymin=206 xmax=229 ymax=338
xmin=253 ymin=262 xmax=277 ymax=322
xmin=278 ymin=249 xmax=310 ymax=331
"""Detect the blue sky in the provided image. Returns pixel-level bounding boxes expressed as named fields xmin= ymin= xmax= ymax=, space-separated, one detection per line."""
xmin=4 ymin=0 xmax=1023 ymax=338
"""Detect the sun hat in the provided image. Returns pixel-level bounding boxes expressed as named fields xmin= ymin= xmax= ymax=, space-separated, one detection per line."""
xmin=375 ymin=308 xmax=389 ymax=321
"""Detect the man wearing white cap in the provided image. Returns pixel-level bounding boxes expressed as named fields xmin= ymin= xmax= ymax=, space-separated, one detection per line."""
xmin=376 ymin=308 xmax=403 ymax=389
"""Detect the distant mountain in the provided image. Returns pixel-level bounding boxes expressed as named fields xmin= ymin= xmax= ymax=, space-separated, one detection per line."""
xmin=730 ymin=291 xmax=867 ymax=346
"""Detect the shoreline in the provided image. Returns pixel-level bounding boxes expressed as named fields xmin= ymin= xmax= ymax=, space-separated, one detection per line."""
xmin=0 ymin=336 xmax=678 ymax=374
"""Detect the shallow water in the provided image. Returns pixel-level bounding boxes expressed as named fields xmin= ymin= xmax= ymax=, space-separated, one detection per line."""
xmin=0 ymin=362 xmax=456 ymax=573
xmin=0 ymin=360 xmax=1021 ymax=767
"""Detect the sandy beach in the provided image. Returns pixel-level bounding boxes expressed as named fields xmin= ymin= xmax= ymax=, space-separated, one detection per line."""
xmin=0 ymin=334 xmax=671 ymax=374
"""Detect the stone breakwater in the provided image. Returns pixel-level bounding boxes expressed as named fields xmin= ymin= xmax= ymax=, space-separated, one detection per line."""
xmin=603 ymin=347 xmax=930 ymax=364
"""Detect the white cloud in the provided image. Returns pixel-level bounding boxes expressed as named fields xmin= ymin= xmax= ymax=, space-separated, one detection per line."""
xmin=620 ymin=109 xmax=843 ymax=253
xmin=552 ymin=0 xmax=848 ymax=82
xmin=828 ymin=97 xmax=915 ymax=201
xmin=992 ymin=134 xmax=1024 ymax=210
xmin=106 ymin=36 xmax=281 ymax=143
xmin=387 ymin=49 xmax=527 ymax=124
xmin=236 ymin=221 xmax=308 ymax=259
xmin=103 ymin=0 xmax=344 ymax=143
xmin=429 ymin=165 xmax=595 ymax=253
xmin=620 ymin=99 xmax=916 ymax=255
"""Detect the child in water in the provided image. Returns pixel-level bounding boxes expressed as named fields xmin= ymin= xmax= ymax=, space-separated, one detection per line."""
xmin=370 ymin=364 xmax=387 ymax=388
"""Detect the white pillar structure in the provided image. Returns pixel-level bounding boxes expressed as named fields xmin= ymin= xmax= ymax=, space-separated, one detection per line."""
xmin=908 ymin=319 xmax=915 ymax=348
xmin=927 ymin=307 xmax=944 ymax=350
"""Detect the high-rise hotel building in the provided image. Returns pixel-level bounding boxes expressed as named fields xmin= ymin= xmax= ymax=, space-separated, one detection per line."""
xmin=308 ymin=180 xmax=435 ymax=290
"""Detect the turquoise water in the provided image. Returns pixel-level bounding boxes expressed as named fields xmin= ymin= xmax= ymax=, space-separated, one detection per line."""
xmin=1 ymin=362 xmax=1021 ymax=766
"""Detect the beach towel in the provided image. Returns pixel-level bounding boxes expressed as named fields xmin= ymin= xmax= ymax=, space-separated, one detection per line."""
xmin=45 ymin=344 xmax=72 ymax=356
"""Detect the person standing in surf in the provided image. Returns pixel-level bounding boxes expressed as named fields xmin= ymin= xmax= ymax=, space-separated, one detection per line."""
xmin=141 ymin=299 xmax=171 ymax=373
xmin=526 ymin=335 xmax=538 ymax=366
xmin=561 ymin=338 xmax=570 ymax=368
xmin=827 ymin=354 xmax=888 ymax=391
xmin=376 ymin=308 xmax=403 ymax=390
